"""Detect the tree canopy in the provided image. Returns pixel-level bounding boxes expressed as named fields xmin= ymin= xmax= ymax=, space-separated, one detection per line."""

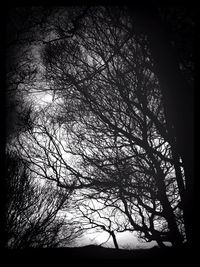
xmin=5 ymin=4 xmax=194 ymax=249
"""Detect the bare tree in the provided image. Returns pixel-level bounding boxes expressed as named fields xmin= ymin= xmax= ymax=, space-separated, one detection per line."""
xmin=5 ymin=149 xmax=81 ymax=248
xmin=6 ymin=6 xmax=192 ymax=249
xmin=70 ymin=194 xmax=133 ymax=249
xmin=5 ymin=7 xmax=87 ymax=249
xmin=127 ymin=2 xmax=194 ymax=246
xmin=38 ymin=6 xmax=186 ymax=247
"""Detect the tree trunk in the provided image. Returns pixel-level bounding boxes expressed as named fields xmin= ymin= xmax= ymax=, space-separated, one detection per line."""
xmin=110 ymin=231 xmax=119 ymax=249
xmin=147 ymin=146 xmax=183 ymax=247
xmin=128 ymin=3 xmax=194 ymax=247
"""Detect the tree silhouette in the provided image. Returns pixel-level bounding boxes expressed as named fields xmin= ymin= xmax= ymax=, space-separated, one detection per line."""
xmin=5 ymin=7 xmax=84 ymax=248
xmin=127 ymin=2 xmax=194 ymax=246
xmin=5 ymin=5 xmax=194 ymax=250
xmin=31 ymin=6 xmax=189 ymax=247
xmin=5 ymin=150 xmax=81 ymax=248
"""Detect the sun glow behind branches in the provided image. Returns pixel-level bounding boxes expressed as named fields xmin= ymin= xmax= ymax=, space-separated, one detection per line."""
xmin=38 ymin=92 xmax=53 ymax=104
xmin=14 ymin=38 xmax=179 ymax=248
xmin=20 ymin=88 xmax=175 ymax=249
xmin=13 ymin=9 xmax=182 ymax=248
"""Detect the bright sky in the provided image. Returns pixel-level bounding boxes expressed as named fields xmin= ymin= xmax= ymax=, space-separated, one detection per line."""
xmin=28 ymin=91 xmax=54 ymax=108
xmin=38 ymin=92 xmax=53 ymax=104
xmin=25 ymin=89 xmax=158 ymax=250
xmin=73 ymin=230 xmax=157 ymax=249
xmin=21 ymin=40 xmax=160 ymax=250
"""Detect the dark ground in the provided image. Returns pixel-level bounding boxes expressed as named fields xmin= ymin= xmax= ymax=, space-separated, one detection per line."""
xmin=3 ymin=243 xmax=195 ymax=266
